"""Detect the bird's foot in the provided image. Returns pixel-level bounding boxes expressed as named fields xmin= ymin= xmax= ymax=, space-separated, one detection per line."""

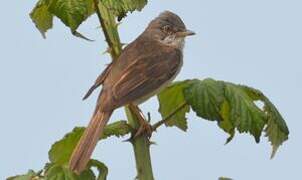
xmin=134 ymin=122 xmax=153 ymax=139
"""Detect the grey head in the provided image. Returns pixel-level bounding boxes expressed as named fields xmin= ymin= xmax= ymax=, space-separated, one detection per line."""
xmin=143 ymin=11 xmax=195 ymax=49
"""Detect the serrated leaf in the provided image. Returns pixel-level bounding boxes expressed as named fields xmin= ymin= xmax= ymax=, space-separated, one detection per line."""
xmin=265 ymin=117 xmax=288 ymax=158
xmin=183 ymin=79 xmax=236 ymax=142
xmin=219 ymin=101 xmax=235 ymax=143
xmin=30 ymin=0 xmax=94 ymax=39
xmin=224 ymin=83 xmax=266 ymax=142
xmin=49 ymin=121 xmax=131 ymax=165
xmin=183 ymin=79 xmax=266 ymax=142
xmin=177 ymin=78 xmax=288 ymax=156
xmin=101 ymin=120 xmax=133 ymax=139
xmin=49 ymin=127 xmax=84 ymax=165
xmin=43 ymin=161 xmax=105 ymax=180
xmin=7 ymin=170 xmax=43 ymax=180
xmin=44 ymin=164 xmax=96 ymax=180
xmin=30 ymin=0 xmax=53 ymax=38
xmin=239 ymin=86 xmax=289 ymax=157
xmin=48 ymin=0 xmax=93 ymax=31
xmin=101 ymin=0 xmax=148 ymax=20
xmin=184 ymin=78 xmax=225 ymax=121
xmin=158 ymin=80 xmax=193 ymax=131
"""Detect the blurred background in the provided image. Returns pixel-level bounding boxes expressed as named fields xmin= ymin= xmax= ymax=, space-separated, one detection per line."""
xmin=0 ymin=0 xmax=301 ymax=179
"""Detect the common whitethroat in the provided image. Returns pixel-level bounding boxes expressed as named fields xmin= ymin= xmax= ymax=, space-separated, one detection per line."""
xmin=69 ymin=11 xmax=195 ymax=174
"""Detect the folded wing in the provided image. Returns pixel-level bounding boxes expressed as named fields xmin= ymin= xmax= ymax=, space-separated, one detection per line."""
xmin=112 ymin=48 xmax=182 ymax=107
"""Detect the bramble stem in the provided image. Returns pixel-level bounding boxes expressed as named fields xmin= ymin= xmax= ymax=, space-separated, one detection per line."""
xmin=126 ymin=107 xmax=155 ymax=180
xmin=93 ymin=0 xmax=122 ymax=60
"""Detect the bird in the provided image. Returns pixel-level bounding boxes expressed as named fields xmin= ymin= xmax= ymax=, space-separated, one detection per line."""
xmin=69 ymin=10 xmax=195 ymax=174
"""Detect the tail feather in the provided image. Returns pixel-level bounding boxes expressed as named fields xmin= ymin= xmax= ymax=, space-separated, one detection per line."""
xmin=82 ymin=84 xmax=98 ymax=100
xmin=69 ymin=110 xmax=112 ymax=174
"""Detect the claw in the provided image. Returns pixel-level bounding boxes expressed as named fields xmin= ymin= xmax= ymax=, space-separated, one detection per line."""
xmin=128 ymin=104 xmax=153 ymax=139
xmin=134 ymin=122 xmax=153 ymax=138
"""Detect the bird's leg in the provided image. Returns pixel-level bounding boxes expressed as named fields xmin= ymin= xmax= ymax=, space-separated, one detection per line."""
xmin=128 ymin=104 xmax=153 ymax=138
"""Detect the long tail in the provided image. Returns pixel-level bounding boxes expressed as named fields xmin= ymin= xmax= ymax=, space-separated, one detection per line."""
xmin=69 ymin=110 xmax=112 ymax=174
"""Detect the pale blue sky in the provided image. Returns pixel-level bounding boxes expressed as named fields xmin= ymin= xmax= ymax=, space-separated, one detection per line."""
xmin=1 ymin=0 xmax=301 ymax=179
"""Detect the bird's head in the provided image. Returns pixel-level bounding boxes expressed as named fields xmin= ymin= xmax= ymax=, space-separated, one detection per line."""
xmin=145 ymin=11 xmax=195 ymax=49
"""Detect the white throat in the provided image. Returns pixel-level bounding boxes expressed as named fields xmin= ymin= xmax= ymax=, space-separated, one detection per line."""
xmin=160 ymin=35 xmax=185 ymax=50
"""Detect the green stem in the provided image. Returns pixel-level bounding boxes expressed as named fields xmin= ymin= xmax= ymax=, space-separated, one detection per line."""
xmin=125 ymin=107 xmax=154 ymax=180
xmin=94 ymin=2 xmax=154 ymax=179
xmin=94 ymin=0 xmax=122 ymax=60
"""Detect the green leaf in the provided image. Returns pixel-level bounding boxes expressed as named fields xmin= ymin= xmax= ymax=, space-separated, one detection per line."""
xmin=101 ymin=120 xmax=133 ymax=139
xmin=101 ymin=0 xmax=148 ymax=20
xmin=183 ymin=79 xmax=268 ymax=143
xmin=224 ymin=83 xmax=266 ymax=142
xmin=265 ymin=116 xmax=289 ymax=158
xmin=184 ymin=78 xmax=225 ymax=121
xmin=48 ymin=0 xmax=94 ymax=31
xmin=49 ymin=121 xmax=131 ymax=165
xmin=45 ymin=164 xmax=78 ymax=180
xmin=44 ymin=164 xmax=96 ymax=180
xmin=157 ymin=80 xmax=193 ymax=131
xmin=88 ymin=160 xmax=108 ymax=180
xmin=239 ymin=86 xmax=289 ymax=158
xmin=160 ymin=78 xmax=289 ymax=157
xmin=7 ymin=170 xmax=43 ymax=180
xmin=183 ymin=79 xmax=236 ymax=143
xmin=30 ymin=0 xmax=53 ymax=38
xmin=30 ymin=0 xmax=95 ymax=39
xmin=49 ymin=127 xmax=84 ymax=165
xmin=43 ymin=161 xmax=107 ymax=180
xmin=219 ymin=177 xmax=233 ymax=180
xmin=219 ymin=101 xmax=235 ymax=143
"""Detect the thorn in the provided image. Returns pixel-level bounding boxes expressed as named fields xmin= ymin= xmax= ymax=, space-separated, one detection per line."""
xmin=121 ymin=43 xmax=128 ymax=47
xmin=147 ymin=112 xmax=151 ymax=123
xmin=149 ymin=141 xmax=157 ymax=146
xmin=36 ymin=170 xmax=43 ymax=177
xmin=224 ymin=131 xmax=235 ymax=145
xmin=115 ymin=22 xmax=122 ymax=28
xmin=72 ymin=30 xmax=94 ymax=42
xmin=102 ymin=47 xmax=112 ymax=55
xmin=270 ymin=147 xmax=278 ymax=159
xmin=122 ymin=136 xmax=133 ymax=143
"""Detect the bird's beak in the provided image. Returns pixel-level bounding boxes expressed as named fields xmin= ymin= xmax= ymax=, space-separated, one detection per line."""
xmin=176 ymin=29 xmax=196 ymax=37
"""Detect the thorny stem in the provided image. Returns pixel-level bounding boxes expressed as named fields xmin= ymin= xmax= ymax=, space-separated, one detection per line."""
xmin=93 ymin=0 xmax=122 ymax=60
xmin=126 ymin=107 xmax=155 ymax=180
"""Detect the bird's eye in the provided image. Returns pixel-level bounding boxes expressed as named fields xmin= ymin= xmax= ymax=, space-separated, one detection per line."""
xmin=162 ymin=25 xmax=171 ymax=33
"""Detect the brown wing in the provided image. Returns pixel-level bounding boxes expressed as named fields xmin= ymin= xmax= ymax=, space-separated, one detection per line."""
xmin=110 ymin=48 xmax=182 ymax=108
xmin=82 ymin=62 xmax=113 ymax=100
